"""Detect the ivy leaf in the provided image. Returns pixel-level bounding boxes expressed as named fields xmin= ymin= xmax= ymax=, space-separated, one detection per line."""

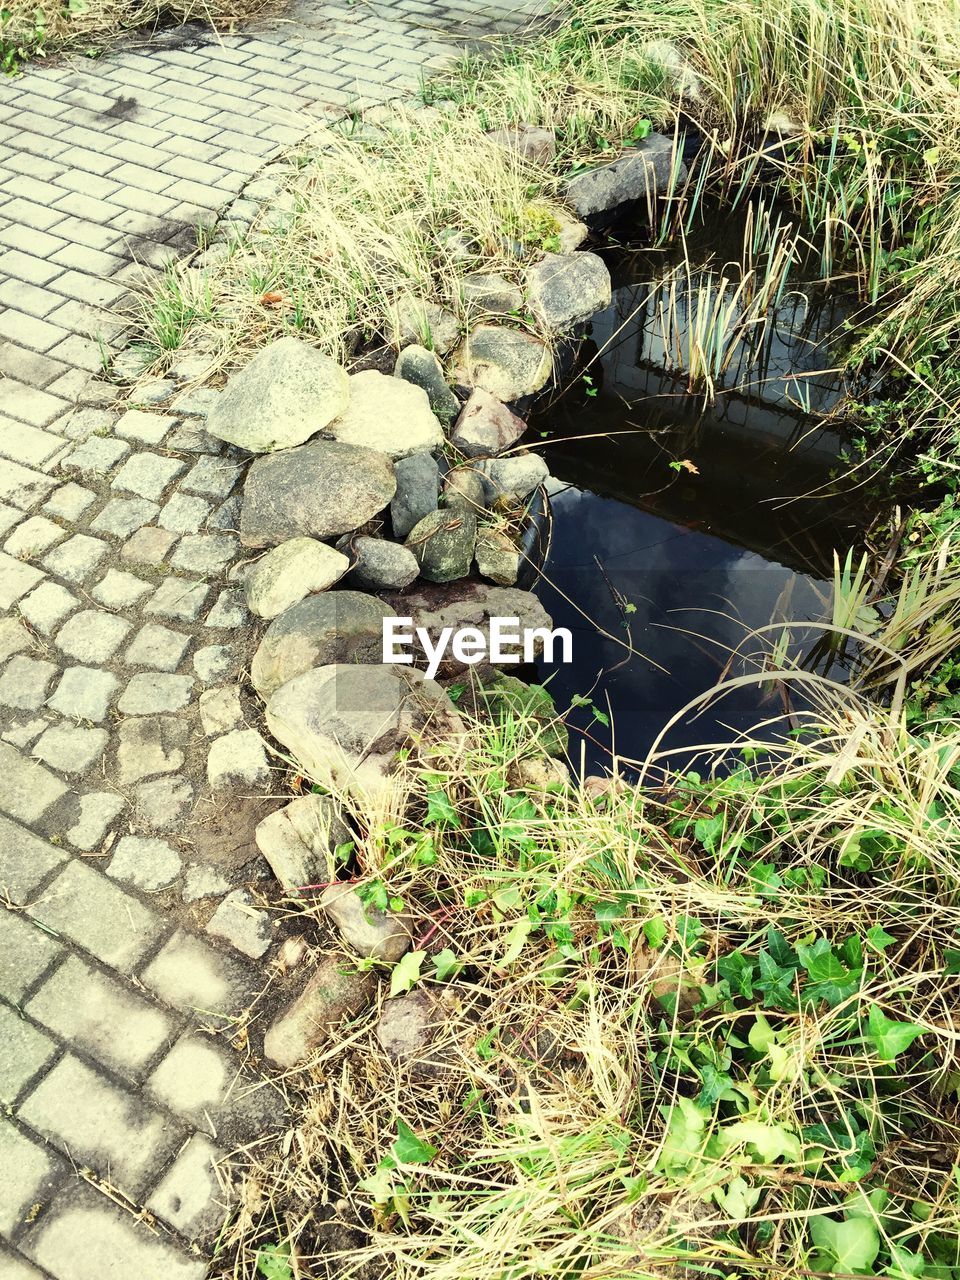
xmin=656 ymin=1097 xmax=708 ymax=1177
xmin=797 ymin=937 xmax=847 ymax=983
xmin=432 ymin=948 xmax=461 ymax=981
xmin=501 ymin=918 xmax=533 ymax=965
xmin=714 ymin=1175 xmax=761 ymax=1222
xmin=810 ymin=1215 xmax=880 ymax=1272
xmin=425 ymin=789 xmax=459 ymax=827
xmin=716 ymin=1118 xmax=801 ymax=1164
xmin=389 ymin=950 xmax=425 ymax=998
xmin=392 ymin=1119 xmax=438 ymax=1165
xmin=865 ymin=1004 xmax=924 ymax=1062
xmin=865 ymin=925 xmax=896 ymax=951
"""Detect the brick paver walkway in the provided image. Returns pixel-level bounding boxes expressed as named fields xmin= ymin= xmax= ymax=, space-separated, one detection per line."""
xmin=0 ymin=2 xmax=546 ymax=1274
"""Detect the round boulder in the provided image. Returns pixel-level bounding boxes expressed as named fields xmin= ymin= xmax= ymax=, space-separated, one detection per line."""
xmin=245 ymin=538 xmax=350 ymax=619
xmin=524 ymin=251 xmax=612 ymax=333
xmin=450 ymin=387 xmax=526 ymax=458
xmin=451 ymin=325 xmax=552 ymax=403
xmin=240 ymin=439 xmax=396 ymax=547
xmin=206 ymin=336 xmax=349 ymax=452
xmin=250 ymin=590 xmax=396 ymax=698
xmin=343 ymin=535 xmax=420 ymax=591
xmin=325 ymin=369 xmax=444 ymax=459
xmin=406 ymin=508 xmax=477 ymax=583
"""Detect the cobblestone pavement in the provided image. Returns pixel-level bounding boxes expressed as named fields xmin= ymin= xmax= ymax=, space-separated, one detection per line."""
xmin=0 ymin=1 xmax=546 ymax=1274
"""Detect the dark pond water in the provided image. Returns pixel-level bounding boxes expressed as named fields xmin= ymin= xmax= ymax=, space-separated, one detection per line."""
xmin=530 ymin=232 xmax=881 ymax=774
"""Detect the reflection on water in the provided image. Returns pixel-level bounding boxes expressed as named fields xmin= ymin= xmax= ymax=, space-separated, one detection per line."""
xmin=531 ymin=229 xmax=878 ymax=773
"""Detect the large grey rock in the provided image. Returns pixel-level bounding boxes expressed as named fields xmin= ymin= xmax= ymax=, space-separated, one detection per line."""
xmin=250 ymin=590 xmax=396 ymax=698
xmin=263 ymin=957 xmax=377 ymax=1069
xmin=255 ymin=794 xmax=351 ymax=893
xmin=452 ymin=325 xmax=552 ymax=403
xmin=320 ymin=883 xmax=412 ymax=961
xmin=563 ymin=133 xmax=683 ymax=221
xmin=524 ymin=252 xmax=612 ymax=333
xmin=443 ymin=465 xmax=486 ymax=513
xmin=240 ymin=439 xmax=396 ymax=547
xmin=206 ymin=337 xmax=348 ymax=452
xmin=244 ymin=538 xmax=349 ymax=619
xmin=265 ymin=664 xmax=461 ymax=800
xmin=478 ymin=452 xmax=549 ymax=503
xmin=475 ymin=526 xmax=520 ymax=585
xmin=384 ymin=297 xmax=459 ymax=354
xmin=394 ymin=346 xmax=459 ymax=425
xmin=487 ymin=123 xmax=556 ymax=166
xmin=380 ymin=582 xmax=554 ymax=680
xmin=460 ymin=272 xmax=523 ymax=316
xmin=325 ymin=369 xmax=443 ymax=459
xmin=406 ymin=508 xmax=477 ymax=583
xmin=450 ymin=388 xmax=526 ymax=458
xmin=391 ymin=452 xmax=439 ymax=539
xmin=343 ymin=535 xmax=419 ymax=591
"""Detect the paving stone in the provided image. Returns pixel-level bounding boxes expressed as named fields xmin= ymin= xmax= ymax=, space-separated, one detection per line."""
xmin=61 ymin=433 xmax=130 ymax=474
xmin=31 ymin=858 xmax=164 ymax=969
xmin=199 ymin=685 xmax=243 ymax=736
xmin=65 ymin=790 xmax=126 ymax=851
xmin=112 ymin=451 xmax=186 ymax=500
xmin=158 ymin=491 xmax=211 ymax=533
xmin=193 ymin=643 xmax=234 ymax=683
xmin=55 ymin=608 xmax=132 ymax=662
xmin=205 ymin=587 xmax=247 ymax=629
xmin=19 ymin=1054 xmax=182 ymax=1198
xmin=0 ymin=1004 xmax=57 ymax=1103
xmin=0 ymin=503 xmax=24 ymax=537
xmin=205 ymin=888 xmax=273 ymax=958
xmin=25 ymin=954 xmax=173 ymax=1078
xmin=18 ymin=580 xmax=78 ymax=635
xmin=22 ymin=1182 xmax=207 ymax=1280
xmin=167 ymin=422 xmax=222 ymax=453
xmin=0 ymin=910 xmax=62 ymax=1002
xmin=3 ymin=515 xmax=67 ymax=560
xmin=181 ymin=863 xmax=231 ymax=902
xmin=0 ymin=551 xmax=44 ymax=609
xmin=2 ymin=715 xmax=51 ymax=750
xmin=33 ymin=723 xmax=109 ymax=775
xmin=135 ymin=775 xmax=195 ymax=832
xmin=41 ymin=532 xmax=109 ymax=583
xmin=43 ymin=481 xmax=96 ymax=521
xmin=0 ymin=737 xmax=69 ymax=825
xmin=115 ymin=715 xmax=188 ymax=786
xmin=206 ymin=493 xmax=241 ymax=531
xmin=90 ymin=496 xmax=160 ymax=537
xmin=0 ymin=1244 xmax=47 ymax=1277
xmin=169 ymin=532 xmax=238 ymax=575
xmin=0 ymin=1121 xmax=60 ymax=1237
xmin=47 ymin=666 xmax=119 ymax=722
xmin=146 ymin=1134 xmax=232 ymax=1243
xmin=120 ymin=524 xmax=177 ymax=566
xmin=0 ymin=617 xmax=33 ymax=664
xmin=119 ymin=672 xmax=194 ymax=714
xmin=91 ymin=567 xmax=153 ymax=608
xmin=207 ymin=729 xmax=271 ymax=793
xmin=0 ymin=656 xmax=57 ymax=710
xmin=124 ymin=622 xmax=190 ymax=671
xmin=0 ymin=811 xmax=67 ymax=905
xmin=180 ymin=455 xmax=242 ymax=497
xmin=146 ymin=1031 xmax=240 ymax=1123
xmin=141 ymin=929 xmax=252 ymax=1017
xmin=114 ymin=408 xmax=176 ymax=445
xmin=143 ymin=575 xmax=209 ymax=621
xmin=107 ymin=834 xmax=183 ymax=893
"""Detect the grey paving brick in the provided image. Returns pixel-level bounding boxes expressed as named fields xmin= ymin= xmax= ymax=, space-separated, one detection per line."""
xmin=33 ymin=723 xmax=110 ymax=775
xmin=179 ymin=455 xmax=242 ymax=497
xmin=49 ymin=242 xmax=125 ymax=278
xmin=146 ymin=1133 xmax=231 ymax=1243
xmin=19 ymin=581 xmax=78 ymax=637
xmin=0 ymin=196 xmax=65 ymax=233
xmin=0 ymin=379 xmax=68 ymax=428
xmin=120 ymin=525 xmax=177 ymax=566
xmin=19 ymin=1054 xmax=182 ymax=1198
xmin=123 ymin=622 xmax=190 ymax=671
xmin=0 ymin=420 xmax=65 ymax=470
xmin=91 ymin=567 xmax=153 ymax=609
xmin=143 ymin=576 xmax=209 ymax=621
xmin=0 ymin=1004 xmax=57 ymax=1103
xmin=43 ymin=482 xmax=96 ymax=521
xmin=107 ymin=834 xmax=182 ymax=892
xmin=47 ymin=269 xmax=126 ymax=307
xmin=0 ymin=912 xmax=61 ymax=1003
xmin=115 ymin=714 xmax=187 ymax=786
xmin=0 ymin=279 xmax=60 ymax=320
xmin=114 ymin=409 xmax=175 ymax=445
xmin=26 ymin=954 xmax=174 ymax=1078
xmin=140 ymin=928 xmax=250 ymax=1017
xmin=0 ymin=552 xmax=45 ymax=609
xmin=45 ymin=333 xmax=106 ymax=372
xmin=0 ymin=1122 xmax=61 ymax=1237
xmin=47 ymin=666 xmax=118 ymax=722
xmin=146 ymin=1031 xmax=242 ymax=1125
xmin=111 ymin=452 xmax=186 ymax=500
xmin=65 ymin=791 xmax=125 ymax=851
xmin=61 ymin=434 xmax=130 ymax=475
xmin=158 ymin=491 xmax=211 ymax=533
xmin=55 ymin=609 xmax=132 ymax=663
xmin=90 ymin=496 xmax=160 ymax=538
xmin=118 ymin=672 xmax=194 ymax=715
xmin=4 ymin=515 xmax=67 ymax=559
xmin=22 ymin=1183 xmax=207 ymax=1280
xmin=30 ymin=858 xmax=165 ymax=969
xmin=0 ymin=310 xmax=69 ymax=354
xmin=205 ymin=587 xmax=247 ymax=629
xmin=0 ymin=656 xmax=58 ymax=711
xmin=0 ymin=811 xmax=67 ymax=904
xmin=41 ymin=533 xmax=110 ymax=583
xmin=0 ymin=341 xmax=67 ymax=387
